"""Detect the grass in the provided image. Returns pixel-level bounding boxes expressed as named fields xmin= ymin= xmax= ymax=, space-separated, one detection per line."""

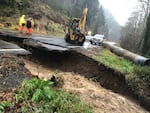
xmin=134 ymin=66 xmax=150 ymax=88
xmin=93 ymin=49 xmax=150 ymax=106
xmin=93 ymin=49 xmax=135 ymax=74
xmin=5 ymin=78 xmax=93 ymax=113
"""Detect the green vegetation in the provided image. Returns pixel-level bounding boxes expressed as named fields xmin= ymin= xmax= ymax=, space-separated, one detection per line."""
xmin=0 ymin=101 xmax=10 ymax=113
xmin=0 ymin=0 xmax=68 ymax=36
xmin=94 ymin=49 xmax=150 ymax=106
xmin=46 ymin=20 xmax=65 ymax=37
xmin=120 ymin=1 xmax=150 ymax=57
xmin=5 ymin=78 xmax=92 ymax=113
xmin=134 ymin=66 xmax=150 ymax=86
xmin=126 ymin=66 xmax=150 ymax=91
xmin=0 ymin=0 xmax=108 ymax=36
xmin=93 ymin=49 xmax=135 ymax=74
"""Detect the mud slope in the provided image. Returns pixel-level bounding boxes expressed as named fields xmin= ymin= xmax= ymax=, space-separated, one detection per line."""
xmin=24 ymin=49 xmax=129 ymax=95
xmin=23 ymin=51 xmax=149 ymax=113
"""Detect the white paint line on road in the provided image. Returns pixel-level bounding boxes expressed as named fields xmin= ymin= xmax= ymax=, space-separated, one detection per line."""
xmin=0 ymin=49 xmax=26 ymax=52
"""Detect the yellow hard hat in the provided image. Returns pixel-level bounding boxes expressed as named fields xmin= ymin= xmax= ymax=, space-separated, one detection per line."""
xmin=22 ymin=15 xmax=25 ymax=18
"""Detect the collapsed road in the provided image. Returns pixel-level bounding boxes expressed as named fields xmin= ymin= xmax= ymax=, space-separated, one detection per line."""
xmin=0 ymin=30 xmax=149 ymax=66
xmin=0 ymin=39 xmax=30 ymax=55
xmin=0 ymin=30 xmax=149 ymax=112
xmin=0 ymin=30 xmax=82 ymax=51
xmin=0 ymin=30 xmax=103 ymax=61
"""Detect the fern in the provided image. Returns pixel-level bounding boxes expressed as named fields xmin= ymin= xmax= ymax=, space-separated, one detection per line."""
xmin=43 ymin=86 xmax=52 ymax=99
xmin=16 ymin=78 xmax=53 ymax=102
xmin=13 ymin=78 xmax=93 ymax=113
xmin=0 ymin=101 xmax=10 ymax=113
xmin=0 ymin=105 xmax=4 ymax=113
xmin=32 ymin=89 xmax=42 ymax=102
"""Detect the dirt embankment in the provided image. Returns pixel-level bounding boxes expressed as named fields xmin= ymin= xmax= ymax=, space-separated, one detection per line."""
xmin=26 ymin=50 xmax=129 ymax=95
xmin=22 ymin=50 xmax=149 ymax=113
xmin=0 ymin=50 xmax=149 ymax=113
xmin=22 ymin=49 xmax=149 ymax=112
xmin=0 ymin=55 xmax=31 ymax=103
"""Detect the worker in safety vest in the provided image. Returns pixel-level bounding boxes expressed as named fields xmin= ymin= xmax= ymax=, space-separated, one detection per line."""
xmin=19 ymin=15 xmax=26 ymax=33
xmin=26 ymin=18 xmax=34 ymax=35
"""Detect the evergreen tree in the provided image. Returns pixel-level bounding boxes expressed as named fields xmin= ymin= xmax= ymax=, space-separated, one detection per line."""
xmin=142 ymin=13 xmax=150 ymax=56
xmin=93 ymin=6 xmax=106 ymax=34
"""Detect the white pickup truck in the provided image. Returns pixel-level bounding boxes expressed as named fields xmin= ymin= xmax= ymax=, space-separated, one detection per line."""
xmin=89 ymin=34 xmax=104 ymax=46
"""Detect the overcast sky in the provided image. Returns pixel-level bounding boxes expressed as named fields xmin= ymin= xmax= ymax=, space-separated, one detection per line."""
xmin=99 ymin=0 xmax=138 ymax=25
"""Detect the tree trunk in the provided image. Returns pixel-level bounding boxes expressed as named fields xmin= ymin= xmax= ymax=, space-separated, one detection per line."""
xmin=142 ymin=13 xmax=150 ymax=56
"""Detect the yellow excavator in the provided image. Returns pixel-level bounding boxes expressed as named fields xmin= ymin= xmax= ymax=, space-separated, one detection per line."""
xmin=64 ymin=8 xmax=88 ymax=46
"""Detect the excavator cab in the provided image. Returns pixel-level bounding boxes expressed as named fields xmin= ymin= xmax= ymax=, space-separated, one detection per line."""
xmin=65 ymin=8 xmax=88 ymax=46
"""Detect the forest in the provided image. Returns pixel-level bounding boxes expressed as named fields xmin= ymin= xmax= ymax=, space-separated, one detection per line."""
xmin=120 ymin=0 xmax=150 ymax=56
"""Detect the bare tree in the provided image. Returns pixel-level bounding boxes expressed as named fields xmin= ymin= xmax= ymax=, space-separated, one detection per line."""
xmin=137 ymin=0 xmax=150 ymax=52
xmin=120 ymin=0 xmax=150 ymax=54
xmin=137 ymin=0 xmax=150 ymax=30
xmin=120 ymin=9 xmax=143 ymax=52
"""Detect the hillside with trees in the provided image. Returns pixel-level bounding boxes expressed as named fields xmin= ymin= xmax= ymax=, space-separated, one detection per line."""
xmin=2 ymin=0 xmax=149 ymax=55
xmin=104 ymin=8 xmax=121 ymax=42
xmin=41 ymin=0 xmax=108 ymax=35
xmin=0 ymin=0 xmax=120 ymax=41
xmin=120 ymin=0 xmax=150 ymax=56
xmin=0 ymin=0 xmax=69 ymax=35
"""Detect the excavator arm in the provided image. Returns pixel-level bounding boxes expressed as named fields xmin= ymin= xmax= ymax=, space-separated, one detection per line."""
xmin=78 ymin=8 xmax=88 ymax=33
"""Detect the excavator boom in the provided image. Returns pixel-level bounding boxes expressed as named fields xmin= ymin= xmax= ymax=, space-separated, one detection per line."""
xmin=78 ymin=8 xmax=88 ymax=33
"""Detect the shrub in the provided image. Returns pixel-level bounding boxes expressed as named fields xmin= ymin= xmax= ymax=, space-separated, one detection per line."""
xmin=134 ymin=66 xmax=150 ymax=86
xmin=15 ymin=78 xmax=53 ymax=102
xmin=13 ymin=78 xmax=93 ymax=113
